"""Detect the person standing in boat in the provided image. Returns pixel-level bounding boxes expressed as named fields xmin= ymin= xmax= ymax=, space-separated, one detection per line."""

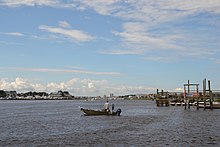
xmin=104 ymin=100 xmax=110 ymax=112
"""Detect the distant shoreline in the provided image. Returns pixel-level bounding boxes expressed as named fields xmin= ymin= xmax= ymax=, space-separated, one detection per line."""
xmin=0 ymin=97 xmax=85 ymax=101
xmin=0 ymin=98 xmax=78 ymax=100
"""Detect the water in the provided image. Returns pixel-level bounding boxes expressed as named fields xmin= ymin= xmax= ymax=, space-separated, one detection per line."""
xmin=0 ymin=100 xmax=219 ymax=146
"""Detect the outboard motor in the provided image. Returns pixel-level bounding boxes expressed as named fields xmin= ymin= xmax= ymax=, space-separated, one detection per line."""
xmin=116 ymin=108 xmax=121 ymax=116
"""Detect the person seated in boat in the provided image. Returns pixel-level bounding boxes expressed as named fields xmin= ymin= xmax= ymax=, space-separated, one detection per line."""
xmin=104 ymin=100 xmax=110 ymax=112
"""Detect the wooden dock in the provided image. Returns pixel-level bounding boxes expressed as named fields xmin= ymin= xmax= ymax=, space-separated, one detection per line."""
xmin=155 ymin=79 xmax=220 ymax=110
xmin=155 ymin=89 xmax=169 ymax=106
xmin=184 ymin=79 xmax=214 ymax=110
xmin=156 ymin=99 xmax=169 ymax=106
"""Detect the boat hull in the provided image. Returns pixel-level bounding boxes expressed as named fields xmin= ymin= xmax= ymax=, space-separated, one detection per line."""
xmin=80 ymin=108 xmax=121 ymax=116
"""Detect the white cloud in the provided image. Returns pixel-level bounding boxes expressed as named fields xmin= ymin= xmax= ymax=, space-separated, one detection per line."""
xmin=0 ymin=0 xmax=59 ymax=7
xmin=65 ymin=66 xmax=87 ymax=70
xmin=0 ymin=78 xmax=34 ymax=92
xmin=143 ymin=56 xmax=177 ymax=63
xmin=0 ymin=40 xmax=25 ymax=46
xmin=109 ymin=20 xmax=219 ymax=62
xmin=73 ymin=0 xmax=121 ymax=15
xmin=0 ymin=77 xmax=156 ymax=96
xmin=5 ymin=32 xmax=24 ymax=36
xmin=71 ymin=0 xmax=220 ymax=24
xmin=113 ymin=22 xmax=180 ymax=50
xmin=58 ymin=21 xmax=71 ymax=28
xmin=88 ymin=82 xmax=95 ymax=89
xmin=76 ymin=0 xmax=220 ymax=62
xmin=46 ymin=82 xmax=63 ymax=92
xmin=2 ymin=0 xmax=220 ymax=20
xmin=99 ymin=49 xmax=144 ymax=55
xmin=39 ymin=25 xmax=94 ymax=42
xmin=5 ymin=67 xmax=121 ymax=76
xmin=175 ymin=87 xmax=183 ymax=91
xmin=2 ymin=0 xmax=220 ymax=62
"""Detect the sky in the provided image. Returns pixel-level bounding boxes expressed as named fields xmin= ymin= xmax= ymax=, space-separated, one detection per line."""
xmin=0 ymin=0 xmax=220 ymax=96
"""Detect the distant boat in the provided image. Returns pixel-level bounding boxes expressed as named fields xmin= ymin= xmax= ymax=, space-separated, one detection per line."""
xmin=198 ymin=101 xmax=211 ymax=108
xmin=176 ymin=102 xmax=182 ymax=106
xmin=213 ymin=102 xmax=220 ymax=109
xmin=80 ymin=107 xmax=121 ymax=116
xmin=170 ymin=102 xmax=176 ymax=106
xmin=198 ymin=101 xmax=220 ymax=109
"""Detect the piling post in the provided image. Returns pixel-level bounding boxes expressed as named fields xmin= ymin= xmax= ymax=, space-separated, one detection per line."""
xmin=187 ymin=80 xmax=190 ymax=109
xmin=208 ymin=80 xmax=211 ymax=92
xmin=208 ymin=80 xmax=213 ymax=110
xmin=197 ymin=84 xmax=199 ymax=110
xmin=210 ymin=90 xmax=213 ymax=110
xmin=203 ymin=79 xmax=206 ymax=110
xmin=188 ymin=99 xmax=190 ymax=109
xmin=184 ymin=89 xmax=187 ymax=110
xmin=203 ymin=78 xmax=206 ymax=97
xmin=187 ymin=80 xmax=190 ymax=93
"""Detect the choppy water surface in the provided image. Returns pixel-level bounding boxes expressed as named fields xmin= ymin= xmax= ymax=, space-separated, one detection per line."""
xmin=0 ymin=100 xmax=219 ymax=146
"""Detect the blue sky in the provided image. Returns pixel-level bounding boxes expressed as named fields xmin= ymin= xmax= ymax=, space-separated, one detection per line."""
xmin=0 ymin=0 xmax=220 ymax=96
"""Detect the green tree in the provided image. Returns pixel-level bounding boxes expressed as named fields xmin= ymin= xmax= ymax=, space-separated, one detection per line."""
xmin=0 ymin=90 xmax=6 ymax=97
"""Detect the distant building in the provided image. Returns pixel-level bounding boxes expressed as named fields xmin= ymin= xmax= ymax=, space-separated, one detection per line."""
xmin=103 ymin=95 xmax=107 ymax=99
xmin=110 ymin=93 xmax=114 ymax=98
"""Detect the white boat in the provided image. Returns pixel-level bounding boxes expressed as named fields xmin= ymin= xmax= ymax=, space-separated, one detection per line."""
xmin=213 ymin=102 xmax=220 ymax=109
xmin=170 ymin=102 xmax=176 ymax=106
xmin=198 ymin=101 xmax=220 ymax=109
xmin=176 ymin=102 xmax=182 ymax=106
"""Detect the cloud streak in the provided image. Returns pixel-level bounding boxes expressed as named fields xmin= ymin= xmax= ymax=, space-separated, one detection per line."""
xmin=5 ymin=32 xmax=24 ymax=36
xmin=99 ymin=49 xmax=143 ymax=55
xmin=3 ymin=0 xmax=219 ymax=21
xmin=39 ymin=25 xmax=94 ymax=42
xmin=0 ymin=0 xmax=59 ymax=7
xmin=1 ymin=0 xmax=220 ymax=62
xmin=2 ymin=0 xmax=220 ymax=20
xmin=3 ymin=67 xmax=121 ymax=76
xmin=77 ymin=0 xmax=220 ymax=62
xmin=58 ymin=21 xmax=71 ymax=28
